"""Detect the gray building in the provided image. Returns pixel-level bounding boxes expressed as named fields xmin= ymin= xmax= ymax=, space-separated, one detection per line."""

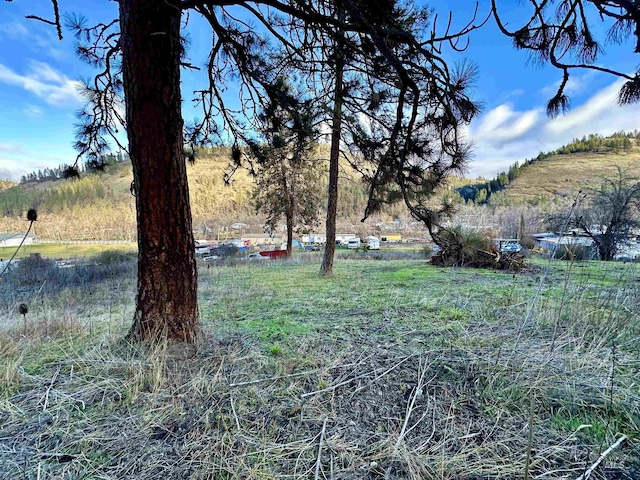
xmin=0 ymin=232 xmax=36 ymax=248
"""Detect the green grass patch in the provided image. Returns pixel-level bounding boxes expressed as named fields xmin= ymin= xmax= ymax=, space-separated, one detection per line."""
xmin=1 ymin=256 xmax=639 ymax=479
xmin=0 ymin=242 xmax=137 ymax=260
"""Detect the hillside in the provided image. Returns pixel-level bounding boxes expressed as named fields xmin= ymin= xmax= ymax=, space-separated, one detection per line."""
xmin=0 ymin=151 xmax=258 ymax=240
xmin=0 ymin=180 xmax=15 ymax=192
xmin=0 ymin=147 xmax=415 ymax=240
xmin=492 ymin=149 xmax=640 ymax=205
xmin=455 ymin=132 xmax=640 ymax=206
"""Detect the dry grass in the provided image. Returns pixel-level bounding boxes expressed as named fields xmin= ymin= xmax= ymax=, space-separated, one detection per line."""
xmin=0 ymin=148 xmax=473 ymax=242
xmin=494 ymin=150 xmax=640 ymax=205
xmin=0 ymin=180 xmax=15 ymax=192
xmin=0 ymin=256 xmax=639 ymax=479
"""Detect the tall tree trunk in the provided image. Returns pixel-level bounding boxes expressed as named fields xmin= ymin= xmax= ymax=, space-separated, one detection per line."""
xmin=600 ymin=238 xmax=614 ymax=261
xmin=320 ymin=12 xmax=345 ymax=276
xmin=282 ymin=166 xmax=293 ymax=258
xmin=286 ymin=212 xmax=293 ymax=258
xmin=120 ymin=0 xmax=199 ymax=343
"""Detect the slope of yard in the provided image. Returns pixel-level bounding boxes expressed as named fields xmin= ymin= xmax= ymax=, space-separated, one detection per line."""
xmin=0 ymin=253 xmax=638 ymax=479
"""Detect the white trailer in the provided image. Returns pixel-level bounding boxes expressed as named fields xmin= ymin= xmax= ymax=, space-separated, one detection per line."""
xmin=365 ymin=236 xmax=380 ymax=250
xmin=347 ymin=238 xmax=361 ymax=249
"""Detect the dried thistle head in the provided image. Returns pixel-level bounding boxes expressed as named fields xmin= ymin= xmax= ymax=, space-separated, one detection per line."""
xmin=62 ymin=165 xmax=81 ymax=180
xmin=27 ymin=209 xmax=38 ymax=222
xmin=231 ymin=144 xmax=242 ymax=166
xmin=18 ymin=303 xmax=28 ymax=316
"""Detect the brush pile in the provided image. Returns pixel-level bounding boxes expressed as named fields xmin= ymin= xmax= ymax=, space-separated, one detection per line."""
xmin=430 ymin=227 xmax=525 ymax=271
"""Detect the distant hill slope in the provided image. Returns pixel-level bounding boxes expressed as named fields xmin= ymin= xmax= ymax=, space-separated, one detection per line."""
xmin=456 ymin=132 xmax=640 ymax=206
xmin=493 ymin=150 xmax=640 ymax=205
xmin=0 ymin=150 xmax=257 ymax=240
xmin=0 ymin=147 xmax=415 ymax=240
xmin=0 ymin=180 xmax=15 ymax=192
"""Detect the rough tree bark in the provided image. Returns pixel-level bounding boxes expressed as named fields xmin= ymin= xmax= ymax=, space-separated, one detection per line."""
xmin=120 ymin=0 xmax=199 ymax=343
xmin=284 ymin=168 xmax=293 ymax=258
xmin=319 ymin=14 xmax=345 ymax=276
xmin=285 ymin=212 xmax=293 ymax=257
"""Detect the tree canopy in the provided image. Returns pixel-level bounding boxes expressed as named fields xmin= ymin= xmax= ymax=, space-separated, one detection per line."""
xmin=19 ymin=0 xmax=484 ymax=343
xmin=492 ymin=0 xmax=640 ymax=115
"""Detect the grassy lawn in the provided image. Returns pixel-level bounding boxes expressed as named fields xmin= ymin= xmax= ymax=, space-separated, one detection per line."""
xmin=0 ymin=242 xmax=137 ymax=260
xmin=0 ymin=255 xmax=638 ymax=479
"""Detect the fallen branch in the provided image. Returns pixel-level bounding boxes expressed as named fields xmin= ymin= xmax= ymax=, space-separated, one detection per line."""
xmin=42 ymin=365 xmax=61 ymax=412
xmin=395 ymin=360 xmax=436 ymax=449
xmin=302 ymin=365 xmax=388 ymax=398
xmin=230 ymin=369 xmax=322 ymax=387
xmin=575 ymin=434 xmax=628 ymax=480
xmin=230 ymin=394 xmax=241 ymax=431
xmin=303 ymin=355 xmax=419 ymax=399
xmin=314 ymin=417 xmax=328 ymax=480
xmin=349 ymin=354 xmax=418 ymax=397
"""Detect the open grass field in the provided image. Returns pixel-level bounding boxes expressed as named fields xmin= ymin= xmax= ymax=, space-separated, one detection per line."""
xmin=0 ymin=253 xmax=639 ymax=479
xmin=0 ymin=242 xmax=137 ymax=260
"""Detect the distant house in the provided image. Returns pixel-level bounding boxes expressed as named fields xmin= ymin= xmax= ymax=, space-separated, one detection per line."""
xmin=195 ymin=240 xmax=211 ymax=257
xmin=0 ymin=232 xmax=36 ymax=248
xmin=534 ymin=233 xmax=598 ymax=259
xmin=302 ymin=234 xmax=326 ymax=244
xmin=240 ymin=233 xmax=283 ymax=246
xmin=335 ymin=233 xmax=357 ymax=245
xmin=381 ymin=234 xmax=402 ymax=243
xmin=536 ymin=234 xmax=594 ymax=250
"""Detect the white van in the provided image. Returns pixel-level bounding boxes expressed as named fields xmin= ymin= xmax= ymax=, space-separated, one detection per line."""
xmin=347 ymin=238 xmax=361 ymax=249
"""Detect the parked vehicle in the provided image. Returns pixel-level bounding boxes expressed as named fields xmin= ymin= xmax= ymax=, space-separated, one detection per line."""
xmin=364 ymin=236 xmax=380 ymax=250
xmin=381 ymin=234 xmax=402 ymax=243
xmin=347 ymin=238 xmax=361 ymax=249
xmin=500 ymin=242 xmax=523 ymax=254
xmin=259 ymin=249 xmax=287 ymax=259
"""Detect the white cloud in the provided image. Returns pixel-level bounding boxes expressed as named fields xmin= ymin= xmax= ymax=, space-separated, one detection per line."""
xmin=0 ymin=143 xmax=24 ymax=154
xmin=0 ymin=150 xmax=76 ymax=182
xmin=467 ymin=79 xmax=640 ymax=178
xmin=0 ymin=61 xmax=83 ymax=107
xmin=472 ymin=104 xmax=541 ymax=145
xmin=0 ymin=21 xmax=66 ymax=60
xmin=0 ymin=166 xmax=18 ymax=181
xmin=0 ymin=22 xmax=29 ymax=38
xmin=545 ymin=81 xmax=623 ymax=135
xmin=0 ymin=158 xmax=26 ymax=181
xmin=23 ymin=105 xmax=44 ymax=118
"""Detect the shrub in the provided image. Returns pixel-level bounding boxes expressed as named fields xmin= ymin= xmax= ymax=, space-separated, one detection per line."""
xmin=0 ymin=251 xmax=136 ymax=307
xmin=520 ymin=236 xmax=537 ymax=250
xmin=551 ymin=244 xmax=593 ymax=261
xmin=95 ymin=250 xmax=137 ymax=266
xmin=11 ymin=255 xmax=60 ymax=286
xmin=431 ymin=226 xmax=524 ymax=271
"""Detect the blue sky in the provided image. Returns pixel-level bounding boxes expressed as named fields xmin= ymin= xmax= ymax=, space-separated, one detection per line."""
xmin=0 ymin=0 xmax=638 ymax=181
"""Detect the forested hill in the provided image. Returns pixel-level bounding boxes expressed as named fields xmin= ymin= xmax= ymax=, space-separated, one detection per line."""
xmin=0 ymin=147 xmax=404 ymax=240
xmin=457 ymin=132 xmax=640 ymax=205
